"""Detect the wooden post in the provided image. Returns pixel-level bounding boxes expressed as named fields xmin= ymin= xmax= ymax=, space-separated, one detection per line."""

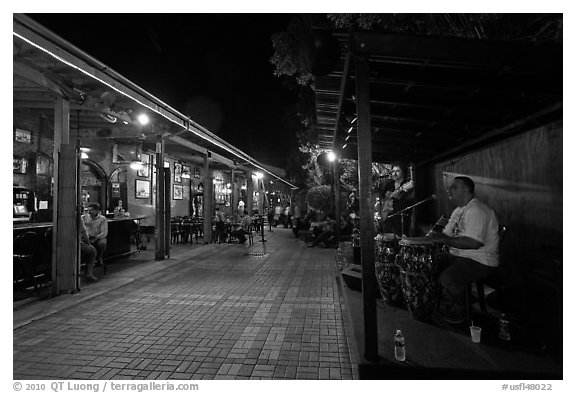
xmin=230 ymin=168 xmax=235 ymax=215
xmin=409 ymin=163 xmax=416 ymax=236
xmin=334 ymin=157 xmax=341 ymax=241
xmin=203 ymin=154 xmax=213 ymax=244
xmin=247 ymin=173 xmax=254 ymax=216
xmin=155 ymin=135 xmax=165 ymax=260
xmin=164 ymin=166 xmax=171 ymax=258
xmin=356 ymin=55 xmax=378 ymax=361
xmin=258 ymin=179 xmax=264 ymax=215
xmin=51 ymin=97 xmax=79 ymax=295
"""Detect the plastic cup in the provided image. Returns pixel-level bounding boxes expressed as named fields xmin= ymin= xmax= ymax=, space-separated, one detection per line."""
xmin=470 ymin=326 xmax=482 ymax=343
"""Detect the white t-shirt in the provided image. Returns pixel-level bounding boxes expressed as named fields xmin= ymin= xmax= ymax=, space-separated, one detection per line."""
xmin=442 ymin=198 xmax=499 ymax=267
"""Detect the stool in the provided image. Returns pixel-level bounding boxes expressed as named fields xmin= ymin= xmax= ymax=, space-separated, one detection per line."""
xmin=465 ymin=280 xmax=487 ymax=325
xmin=437 ymin=278 xmax=489 ymax=325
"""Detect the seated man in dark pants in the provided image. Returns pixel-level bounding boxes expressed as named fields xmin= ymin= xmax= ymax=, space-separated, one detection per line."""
xmin=307 ymin=216 xmax=337 ymax=248
xmin=82 ymin=202 xmax=108 ymax=266
xmin=230 ymin=215 xmax=251 ymax=244
xmin=427 ymin=176 xmax=499 ymax=324
xmin=80 ymin=219 xmax=98 ymax=281
xmin=293 ymin=209 xmax=314 ymax=238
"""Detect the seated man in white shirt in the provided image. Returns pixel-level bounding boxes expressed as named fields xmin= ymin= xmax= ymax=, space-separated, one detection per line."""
xmin=80 ymin=218 xmax=98 ymax=281
xmin=82 ymin=202 xmax=108 ymax=266
xmin=427 ymin=176 xmax=499 ymax=324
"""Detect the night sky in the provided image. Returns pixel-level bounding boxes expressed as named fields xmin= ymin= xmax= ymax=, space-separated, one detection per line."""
xmin=28 ymin=13 xmax=300 ymax=168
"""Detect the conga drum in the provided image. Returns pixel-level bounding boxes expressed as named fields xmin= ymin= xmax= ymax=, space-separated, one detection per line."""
xmin=397 ymin=237 xmax=441 ymax=321
xmin=374 ymin=233 xmax=403 ymax=306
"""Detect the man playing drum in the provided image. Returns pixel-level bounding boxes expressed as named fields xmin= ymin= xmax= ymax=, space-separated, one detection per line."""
xmin=427 ymin=176 xmax=499 ymax=324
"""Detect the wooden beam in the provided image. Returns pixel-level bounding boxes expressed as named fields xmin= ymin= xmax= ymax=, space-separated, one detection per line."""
xmin=352 ymin=32 xmax=561 ymax=71
xmin=331 ymin=51 xmax=351 ymax=152
xmin=13 ymin=60 xmax=74 ymax=98
xmin=364 ymin=69 xmax=561 ymax=97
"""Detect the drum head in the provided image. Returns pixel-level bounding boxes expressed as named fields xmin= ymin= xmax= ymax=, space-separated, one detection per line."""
xmin=399 ymin=236 xmax=437 ymax=246
xmin=376 ymin=233 xmax=398 ymax=242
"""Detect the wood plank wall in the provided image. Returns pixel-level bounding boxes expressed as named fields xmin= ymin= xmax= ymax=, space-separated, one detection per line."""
xmin=425 ymin=122 xmax=562 ymax=285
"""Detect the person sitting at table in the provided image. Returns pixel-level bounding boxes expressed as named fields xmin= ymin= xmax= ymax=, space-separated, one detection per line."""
xmin=113 ymin=199 xmax=126 ymax=218
xmin=82 ymin=202 xmax=108 ymax=267
xmin=80 ymin=217 xmax=98 ymax=281
xmin=230 ymin=214 xmax=251 ymax=244
xmin=309 ymin=210 xmax=327 ymax=240
xmin=292 ymin=208 xmax=313 ymax=238
xmin=307 ymin=216 xmax=337 ymax=248
xmin=427 ymin=176 xmax=499 ymax=324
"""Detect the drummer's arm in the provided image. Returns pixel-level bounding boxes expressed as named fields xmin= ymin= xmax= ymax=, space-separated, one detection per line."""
xmin=427 ymin=232 xmax=483 ymax=250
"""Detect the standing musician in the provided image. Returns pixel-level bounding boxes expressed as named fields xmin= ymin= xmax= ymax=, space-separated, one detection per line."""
xmin=378 ymin=162 xmax=414 ymax=235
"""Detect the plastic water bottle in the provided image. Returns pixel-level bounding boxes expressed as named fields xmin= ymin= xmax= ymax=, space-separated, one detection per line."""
xmin=498 ymin=313 xmax=511 ymax=342
xmin=394 ymin=330 xmax=406 ymax=361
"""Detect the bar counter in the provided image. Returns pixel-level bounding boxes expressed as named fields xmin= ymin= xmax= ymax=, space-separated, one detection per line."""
xmin=13 ymin=216 xmax=146 ymax=261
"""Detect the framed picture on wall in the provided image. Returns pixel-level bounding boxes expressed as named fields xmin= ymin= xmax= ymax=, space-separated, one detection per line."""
xmin=137 ymin=153 xmax=150 ymax=178
xmin=182 ymin=165 xmax=191 ymax=179
xmin=135 ymin=179 xmax=150 ymax=199
xmin=174 ymin=162 xmax=182 ymax=183
xmin=13 ymin=156 xmax=28 ymax=174
xmin=15 ymin=128 xmax=32 ymax=144
xmin=112 ymin=182 xmax=121 ymax=198
xmin=36 ymin=154 xmax=52 ymax=175
xmin=173 ymin=184 xmax=183 ymax=200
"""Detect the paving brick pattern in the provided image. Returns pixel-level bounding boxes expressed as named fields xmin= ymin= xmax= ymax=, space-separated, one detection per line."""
xmin=13 ymin=229 xmax=356 ymax=380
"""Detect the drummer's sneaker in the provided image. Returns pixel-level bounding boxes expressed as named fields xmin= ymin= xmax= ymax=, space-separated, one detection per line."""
xmin=443 ymin=304 xmax=466 ymax=324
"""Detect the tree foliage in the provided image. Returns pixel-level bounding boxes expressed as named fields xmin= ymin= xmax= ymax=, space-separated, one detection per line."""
xmin=306 ymin=185 xmax=333 ymax=213
xmin=270 ymin=16 xmax=315 ymax=87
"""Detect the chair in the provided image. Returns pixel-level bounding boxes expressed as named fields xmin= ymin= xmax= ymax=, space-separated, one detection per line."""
xmin=464 ymin=224 xmax=507 ymax=324
xmin=13 ymin=231 xmax=42 ymax=291
xmin=33 ymin=228 xmax=53 ymax=289
xmin=246 ymin=224 xmax=254 ymax=245
xmin=193 ymin=220 xmax=204 ymax=244
xmin=170 ymin=221 xmax=182 ymax=244
xmin=227 ymin=225 xmax=237 ymax=243
xmin=129 ymin=220 xmax=142 ymax=249
xmin=180 ymin=220 xmax=192 ymax=244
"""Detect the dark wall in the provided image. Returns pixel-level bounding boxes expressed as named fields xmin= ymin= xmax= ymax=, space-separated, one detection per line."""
xmin=426 ymin=121 xmax=562 ymax=285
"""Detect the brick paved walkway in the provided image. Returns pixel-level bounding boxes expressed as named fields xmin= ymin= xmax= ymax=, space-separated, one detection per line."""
xmin=13 ymin=228 xmax=356 ymax=380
